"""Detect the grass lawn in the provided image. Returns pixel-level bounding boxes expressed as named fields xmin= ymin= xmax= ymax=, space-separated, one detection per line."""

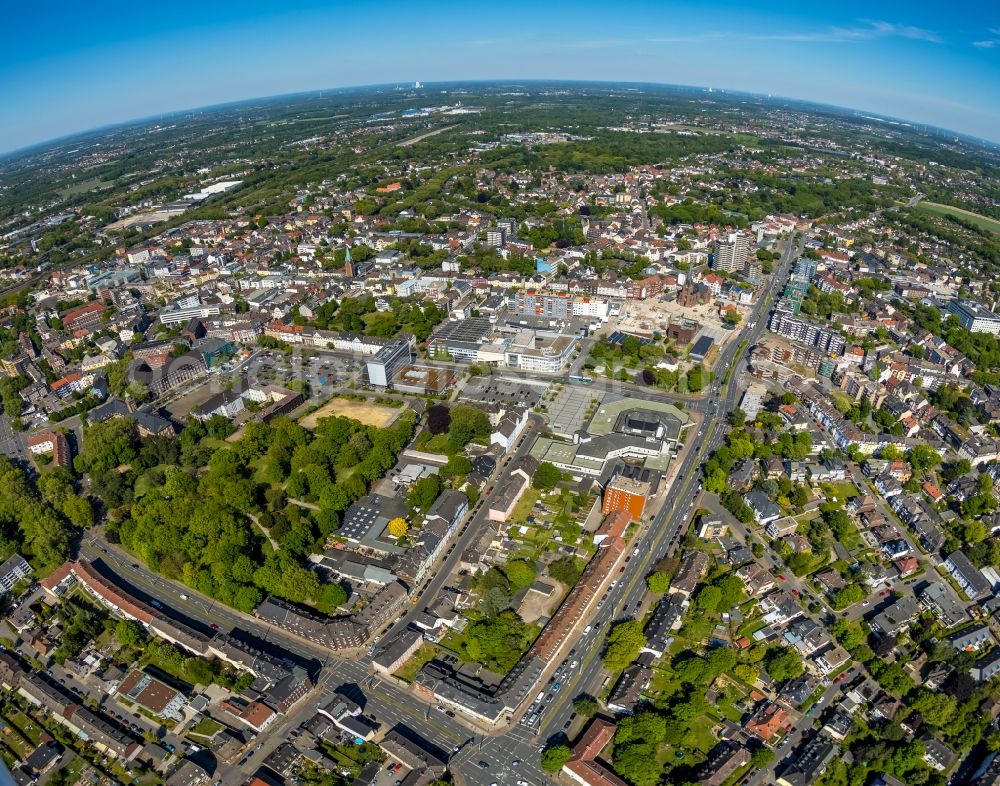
xmin=187 ymin=717 xmax=224 ymax=739
xmin=649 ymin=666 xmax=681 ymax=697
xmin=6 ymin=710 xmax=44 ymax=746
xmin=393 ymin=644 xmax=437 ymax=683
xmin=722 ymin=762 xmax=754 ymax=786
xmin=57 ymin=177 xmax=112 ymax=198
xmin=0 ymin=744 xmax=18 ymax=769
xmin=61 ymin=755 xmax=87 ymax=782
xmin=684 ymin=715 xmax=720 ymax=752
xmin=414 ymin=430 xmax=452 ymax=454
xmin=821 ymin=482 xmax=859 ymax=502
xmin=716 ymin=696 xmax=745 ymax=723
xmin=0 ymin=733 xmax=30 ymax=760
xmin=438 ymin=630 xmax=467 ymax=660
xmin=736 ymin=618 xmax=766 ymax=640
xmin=140 ymin=649 xmax=198 ymax=688
xmin=199 ymin=437 xmax=233 ymax=451
xmin=916 ymin=201 xmax=1000 ymax=235
xmin=320 ymin=741 xmax=384 ymax=774
xmin=509 ymin=488 xmax=542 ymax=526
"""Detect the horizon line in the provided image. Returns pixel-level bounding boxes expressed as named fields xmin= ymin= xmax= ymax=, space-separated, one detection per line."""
xmin=2 ymin=77 xmax=998 ymax=162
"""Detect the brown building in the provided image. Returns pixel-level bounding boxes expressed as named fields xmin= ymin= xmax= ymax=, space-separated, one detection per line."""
xmin=117 ymin=670 xmax=186 ymax=720
xmin=62 ymin=302 xmax=107 ymax=331
xmin=563 ymin=718 xmax=629 ymax=786
xmin=532 ymin=538 xmax=624 ymax=662
xmin=666 ymin=319 xmax=699 ymax=343
xmin=602 ymin=476 xmax=650 ymax=521
xmin=678 ymin=283 xmax=711 ymax=307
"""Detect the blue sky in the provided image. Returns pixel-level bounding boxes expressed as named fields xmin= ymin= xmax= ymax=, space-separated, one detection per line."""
xmin=1 ymin=0 xmax=998 ymax=154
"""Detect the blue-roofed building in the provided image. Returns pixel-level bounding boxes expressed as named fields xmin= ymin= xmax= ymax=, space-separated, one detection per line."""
xmin=607 ymin=330 xmax=654 ymax=347
xmin=535 ymin=256 xmax=557 ymax=274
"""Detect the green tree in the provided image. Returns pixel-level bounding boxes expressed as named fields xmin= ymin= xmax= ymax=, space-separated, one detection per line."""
xmin=540 ymin=744 xmax=572 ymax=773
xmin=909 ymin=444 xmax=941 ymax=473
xmin=750 ymin=747 xmax=775 ymax=768
xmin=613 ymin=743 xmax=661 ymax=786
xmin=549 ymin=556 xmax=582 ymax=585
xmin=646 ymin=571 xmax=670 ymax=593
xmin=503 ymin=559 xmax=536 ymax=590
xmin=763 ymin=647 xmax=803 ymax=682
xmin=407 ymin=473 xmax=442 ymax=514
xmin=115 ymin=619 xmax=147 ymax=648
xmin=603 ymin=619 xmax=647 ymax=671
xmin=870 ymin=659 xmax=914 ymax=695
xmin=831 ymin=584 xmax=866 ymax=610
xmin=444 ymin=454 xmax=472 ymax=478
xmin=909 ymin=688 xmax=957 ymax=727
xmin=695 ymin=585 xmax=723 ymax=614
xmin=446 ymin=405 xmax=491 ymax=452
xmin=686 ymin=364 xmax=705 ymax=392
xmin=77 ymin=417 xmax=138 ymax=474
xmin=532 ymin=462 xmax=562 ymax=490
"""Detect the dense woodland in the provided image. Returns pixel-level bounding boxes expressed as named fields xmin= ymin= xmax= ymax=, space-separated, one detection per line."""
xmin=69 ymin=411 xmax=418 ymax=613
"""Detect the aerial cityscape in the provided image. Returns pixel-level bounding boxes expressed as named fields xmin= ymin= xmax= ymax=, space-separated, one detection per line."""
xmin=1 ymin=5 xmax=1000 ymax=786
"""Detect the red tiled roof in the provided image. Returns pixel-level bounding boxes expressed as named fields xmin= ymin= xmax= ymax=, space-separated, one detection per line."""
xmin=62 ymin=302 xmax=106 ymax=324
xmin=564 ymin=719 xmax=629 ymax=786
xmin=50 ymin=373 xmax=82 ymax=391
xmin=241 ymin=701 xmax=275 ymax=728
xmin=596 ymin=510 xmax=631 ymax=540
xmin=40 ymin=561 xmax=73 ymax=592
xmin=745 ymin=704 xmax=789 ymax=741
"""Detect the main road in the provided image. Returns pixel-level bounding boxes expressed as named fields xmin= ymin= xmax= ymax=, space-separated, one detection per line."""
xmin=528 ymin=236 xmax=800 ymax=746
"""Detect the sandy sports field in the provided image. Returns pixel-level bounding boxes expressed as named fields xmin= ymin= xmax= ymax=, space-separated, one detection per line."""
xmin=299 ymin=397 xmax=401 ymax=429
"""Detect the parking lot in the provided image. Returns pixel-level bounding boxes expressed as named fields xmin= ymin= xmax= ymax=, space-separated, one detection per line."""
xmin=545 ymin=385 xmax=603 ymax=438
xmin=462 ymin=376 xmax=548 ymax=409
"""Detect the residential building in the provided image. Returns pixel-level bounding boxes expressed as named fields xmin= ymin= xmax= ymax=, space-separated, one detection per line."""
xmin=117 ymin=670 xmax=187 ymax=721
xmin=698 ymin=742 xmax=750 ymax=786
xmin=870 ymin=595 xmax=920 ymax=637
xmin=607 ymin=663 xmax=652 ymax=715
xmin=744 ymin=490 xmax=780 ymax=524
xmin=0 ymin=553 xmax=31 ymax=593
xmin=670 ymin=551 xmax=710 ymax=599
xmin=563 ymin=718 xmax=629 ymax=786
xmin=601 ymin=475 xmax=651 ymax=521
xmin=26 ymin=431 xmax=70 ymax=468
xmin=713 ymin=232 xmax=751 ymax=273
xmin=919 ymin=582 xmax=968 ymax=628
xmin=921 ymin=736 xmax=957 ymax=772
xmin=945 ymin=551 xmax=993 ymax=600
xmin=949 ymin=625 xmax=994 ymax=653
xmin=745 ymin=703 xmax=789 ymax=742
xmin=372 ymin=630 xmax=423 ymax=676
xmin=776 ymin=734 xmax=837 ymax=786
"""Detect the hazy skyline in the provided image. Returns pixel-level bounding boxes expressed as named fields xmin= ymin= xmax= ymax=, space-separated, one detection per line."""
xmin=1 ymin=0 xmax=998 ymax=155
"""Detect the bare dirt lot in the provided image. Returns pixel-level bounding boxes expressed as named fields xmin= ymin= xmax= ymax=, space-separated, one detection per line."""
xmin=615 ymin=295 xmax=739 ymax=349
xmin=299 ymin=397 xmax=401 ymax=429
